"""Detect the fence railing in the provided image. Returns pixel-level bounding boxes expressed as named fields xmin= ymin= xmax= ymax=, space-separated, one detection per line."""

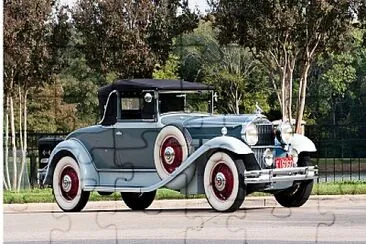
xmin=3 ymin=125 xmax=366 ymax=188
xmin=306 ymin=124 xmax=366 ymax=182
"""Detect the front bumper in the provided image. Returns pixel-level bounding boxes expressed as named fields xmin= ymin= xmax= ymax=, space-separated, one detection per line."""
xmin=244 ymin=166 xmax=318 ymax=184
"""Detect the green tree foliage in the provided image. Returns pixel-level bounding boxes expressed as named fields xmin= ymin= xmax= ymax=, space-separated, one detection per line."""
xmin=213 ymin=0 xmax=356 ymax=132
xmin=4 ymin=0 xmax=71 ymax=190
xmin=73 ymin=0 xmax=198 ymax=80
xmin=305 ymin=28 xmax=366 ymax=125
xmin=58 ymin=30 xmax=101 ymax=128
xmin=148 ymin=0 xmax=199 ymax=64
xmin=176 ymin=20 xmax=271 ymax=114
xmin=153 ymin=54 xmax=180 ymax=80
xmin=28 ymin=79 xmax=78 ymax=132
xmin=59 ymin=54 xmax=100 ymax=128
xmin=307 ymin=53 xmax=356 ymax=125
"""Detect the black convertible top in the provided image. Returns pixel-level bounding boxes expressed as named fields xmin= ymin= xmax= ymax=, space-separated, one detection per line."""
xmin=97 ymin=79 xmax=211 ymax=124
xmin=98 ymin=79 xmax=211 ymax=97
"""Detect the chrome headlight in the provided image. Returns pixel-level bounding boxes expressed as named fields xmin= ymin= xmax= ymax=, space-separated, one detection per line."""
xmin=276 ymin=121 xmax=294 ymax=144
xmin=263 ymin=148 xmax=274 ymax=167
xmin=241 ymin=123 xmax=258 ymax=146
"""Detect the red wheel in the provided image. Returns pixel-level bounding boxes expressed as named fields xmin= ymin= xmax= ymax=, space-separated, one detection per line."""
xmin=211 ymin=163 xmax=234 ymax=201
xmin=59 ymin=166 xmax=79 ymax=201
xmin=154 ymin=126 xmax=189 ymax=179
xmin=53 ymin=156 xmax=89 ymax=212
xmin=204 ymin=152 xmax=246 ymax=212
xmin=160 ymin=136 xmax=184 ymax=174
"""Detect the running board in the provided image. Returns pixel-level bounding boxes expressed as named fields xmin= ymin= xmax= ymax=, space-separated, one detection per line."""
xmin=84 ymin=185 xmax=148 ymax=193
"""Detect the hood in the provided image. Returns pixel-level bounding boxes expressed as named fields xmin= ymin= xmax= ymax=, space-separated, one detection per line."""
xmin=160 ymin=113 xmax=269 ymax=128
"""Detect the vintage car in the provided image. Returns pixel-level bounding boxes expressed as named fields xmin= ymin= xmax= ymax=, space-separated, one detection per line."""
xmin=43 ymin=79 xmax=318 ymax=212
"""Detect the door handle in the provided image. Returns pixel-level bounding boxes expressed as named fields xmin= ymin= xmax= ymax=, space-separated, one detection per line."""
xmin=116 ymin=131 xmax=122 ymax=136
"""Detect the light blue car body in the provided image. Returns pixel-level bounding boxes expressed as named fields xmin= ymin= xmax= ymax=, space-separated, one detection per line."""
xmin=44 ymin=112 xmax=316 ymax=194
xmin=44 ymin=79 xmax=317 ymax=195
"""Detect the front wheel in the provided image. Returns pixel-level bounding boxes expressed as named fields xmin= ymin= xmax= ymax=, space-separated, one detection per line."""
xmin=203 ymin=152 xmax=246 ymax=212
xmin=53 ymin=156 xmax=90 ymax=212
xmin=274 ymin=154 xmax=313 ymax=207
xmin=121 ymin=191 xmax=156 ymax=210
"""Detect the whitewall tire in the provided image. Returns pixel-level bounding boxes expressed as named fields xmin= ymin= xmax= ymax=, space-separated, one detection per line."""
xmin=204 ymin=152 xmax=246 ymax=212
xmin=53 ymin=156 xmax=89 ymax=212
xmin=154 ymin=125 xmax=189 ymax=179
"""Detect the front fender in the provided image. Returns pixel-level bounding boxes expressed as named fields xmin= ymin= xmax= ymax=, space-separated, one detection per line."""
xmin=202 ymin=136 xmax=253 ymax=155
xmin=157 ymin=135 xmax=253 ymax=190
xmin=290 ymin=134 xmax=317 ymax=153
xmin=43 ymin=138 xmax=99 ymax=188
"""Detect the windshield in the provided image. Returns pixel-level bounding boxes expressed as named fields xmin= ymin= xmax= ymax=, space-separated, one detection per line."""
xmin=159 ymin=91 xmax=213 ymax=114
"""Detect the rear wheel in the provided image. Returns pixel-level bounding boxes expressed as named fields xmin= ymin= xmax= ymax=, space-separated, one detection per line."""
xmin=53 ymin=156 xmax=90 ymax=212
xmin=274 ymin=154 xmax=313 ymax=207
xmin=203 ymin=152 xmax=246 ymax=212
xmin=121 ymin=191 xmax=156 ymax=210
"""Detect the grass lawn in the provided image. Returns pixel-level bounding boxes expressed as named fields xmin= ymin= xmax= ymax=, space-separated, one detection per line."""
xmin=3 ymin=181 xmax=366 ymax=204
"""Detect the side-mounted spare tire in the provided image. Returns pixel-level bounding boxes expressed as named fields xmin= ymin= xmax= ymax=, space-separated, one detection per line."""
xmin=153 ymin=125 xmax=194 ymax=189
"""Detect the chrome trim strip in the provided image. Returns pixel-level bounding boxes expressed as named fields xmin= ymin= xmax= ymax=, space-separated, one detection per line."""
xmin=96 ymin=168 xmax=157 ymax=173
xmin=158 ymin=90 xmax=212 ymax=94
xmin=251 ymin=145 xmax=282 ymax=149
xmin=83 ymin=186 xmax=143 ymax=193
xmin=98 ymin=90 xmax=118 ymax=125
xmin=244 ymin=166 xmax=318 ymax=184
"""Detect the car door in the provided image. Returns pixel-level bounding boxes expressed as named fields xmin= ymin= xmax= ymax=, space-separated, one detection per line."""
xmin=114 ymin=91 xmax=160 ymax=170
xmin=114 ymin=123 xmax=159 ymax=169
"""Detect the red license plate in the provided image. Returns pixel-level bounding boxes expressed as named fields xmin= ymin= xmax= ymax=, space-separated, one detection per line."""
xmin=275 ymin=157 xmax=294 ymax=168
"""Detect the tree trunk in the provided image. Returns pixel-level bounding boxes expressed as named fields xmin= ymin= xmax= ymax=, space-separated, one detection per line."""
xmin=4 ymin=95 xmax=11 ymax=190
xmin=3 ymin=178 xmax=9 ymax=190
xmin=281 ymin=68 xmax=287 ymax=121
xmin=17 ymin=89 xmax=23 ymax=190
xmin=235 ymin=87 xmax=239 ymax=114
xmin=287 ymin=59 xmax=295 ymax=123
xmin=10 ymin=96 xmax=17 ymax=189
xmin=296 ymin=63 xmax=311 ymax=133
xmin=18 ymin=89 xmax=29 ymax=191
xmin=270 ymin=72 xmax=282 ymax=110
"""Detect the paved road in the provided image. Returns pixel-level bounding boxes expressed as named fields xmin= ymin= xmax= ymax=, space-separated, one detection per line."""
xmin=4 ymin=195 xmax=366 ymax=244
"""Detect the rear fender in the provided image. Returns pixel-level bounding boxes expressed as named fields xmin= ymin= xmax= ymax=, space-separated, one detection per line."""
xmin=43 ymin=138 xmax=99 ymax=189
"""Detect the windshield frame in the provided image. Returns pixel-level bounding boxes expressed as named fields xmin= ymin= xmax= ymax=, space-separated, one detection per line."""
xmin=157 ymin=89 xmax=215 ymax=116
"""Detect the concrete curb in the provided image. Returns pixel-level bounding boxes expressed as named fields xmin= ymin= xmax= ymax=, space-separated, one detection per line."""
xmin=4 ymin=194 xmax=366 ymax=213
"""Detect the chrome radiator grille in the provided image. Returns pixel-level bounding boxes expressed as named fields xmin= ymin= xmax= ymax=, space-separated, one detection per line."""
xmin=256 ymin=124 xmax=274 ymax=145
xmin=253 ymin=148 xmax=266 ymax=168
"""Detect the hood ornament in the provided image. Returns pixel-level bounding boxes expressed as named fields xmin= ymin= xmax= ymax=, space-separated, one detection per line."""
xmin=255 ymin=102 xmax=263 ymax=114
